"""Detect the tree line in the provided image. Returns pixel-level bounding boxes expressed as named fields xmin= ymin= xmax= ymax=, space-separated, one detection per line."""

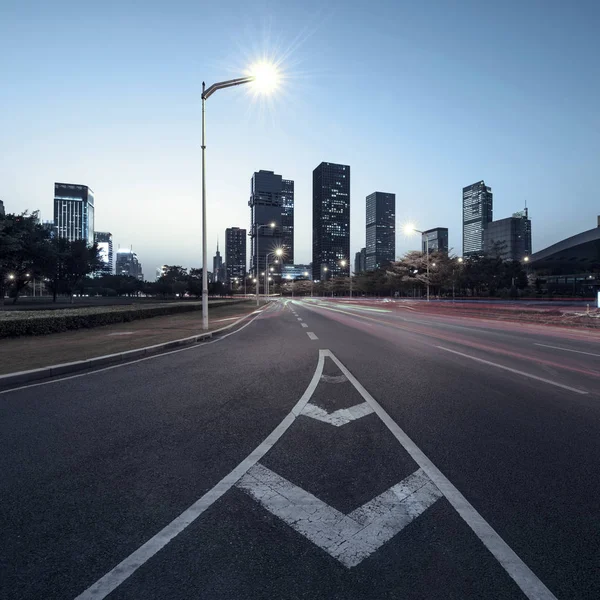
xmin=1 ymin=211 xmax=533 ymax=305
xmin=0 ymin=212 xmax=102 ymax=306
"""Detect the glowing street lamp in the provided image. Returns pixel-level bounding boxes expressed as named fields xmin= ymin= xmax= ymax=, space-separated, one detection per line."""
xmin=265 ymin=248 xmax=283 ymax=297
xmin=201 ymin=62 xmax=279 ymax=329
xmin=255 ymin=221 xmax=276 ymax=306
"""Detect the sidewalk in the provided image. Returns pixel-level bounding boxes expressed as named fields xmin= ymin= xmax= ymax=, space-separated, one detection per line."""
xmin=0 ymin=301 xmax=259 ymax=375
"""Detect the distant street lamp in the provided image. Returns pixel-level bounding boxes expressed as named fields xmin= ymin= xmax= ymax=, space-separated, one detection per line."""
xmin=265 ymin=248 xmax=283 ymax=297
xmin=255 ymin=222 xmax=276 ymax=306
xmin=404 ymin=225 xmax=430 ymax=301
xmin=201 ymin=63 xmax=279 ymax=329
xmin=452 ymin=256 xmax=464 ymax=302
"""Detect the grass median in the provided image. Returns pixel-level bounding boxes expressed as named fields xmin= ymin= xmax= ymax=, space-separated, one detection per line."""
xmin=0 ymin=300 xmax=260 ymax=375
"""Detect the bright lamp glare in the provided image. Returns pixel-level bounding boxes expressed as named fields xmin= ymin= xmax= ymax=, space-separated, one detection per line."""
xmin=275 ymin=248 xmax=283 ymax=256
xmin=403 ymin=224 xmax=416 ymax=235
xmin=249 ymin=61 xmax=279 ymax=94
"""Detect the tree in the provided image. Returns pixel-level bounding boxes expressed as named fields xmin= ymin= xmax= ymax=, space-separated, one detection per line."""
xmin=0 ymin=212 xmax=54 ymax=306
xmin=44 ymin=238 xmax=102 ymax=302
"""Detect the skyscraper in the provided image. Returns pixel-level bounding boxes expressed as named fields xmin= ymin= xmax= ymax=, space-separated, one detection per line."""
xmin=116 ymin=249 xmax=143 ymax=280
xmin=312 ymin=162 xmax=350 ymax=280
xmin=213 ymin=241 xmax=226 ymax=283
xmin=483 ymin=208 xmax=532 ymax=261
xmin=225 ymin=227 xmax=247 ymax=283
xmin=281 ymin=178 xmax=294 ymax=264
xmin=54 ymin=182 xmax=95 ymax=244
xmin=354 ymin=248 xmax=366 ymax=275
xmin=462 ymin=180 xmax=493 ymax=256
xmin=249 ymin=170 xmax=283 ymax=277
xmin=365 ymin=192 xmax=395 ymax=270
xmin=0 ymin=200 xmax=4 ymax=216
xmin=422 ymin=228 xmax=449 ymax=254
xmin=94 ymin=231 xmax=114 ymax=275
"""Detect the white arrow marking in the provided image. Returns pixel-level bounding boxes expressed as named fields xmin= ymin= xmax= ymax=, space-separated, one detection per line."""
xmin=301 ymin=401 xmax=373 ymax=426
xmin=237 ymin=463 xmax=441 ymax=568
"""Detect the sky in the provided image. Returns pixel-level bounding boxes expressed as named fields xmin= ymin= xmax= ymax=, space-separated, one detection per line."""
xmin=1 ymin=0 xmax=599 ymax=278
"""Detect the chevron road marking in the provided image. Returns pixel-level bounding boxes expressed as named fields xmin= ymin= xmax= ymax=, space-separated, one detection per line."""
xmin=237 ymin=464 xmax=441 ymax=568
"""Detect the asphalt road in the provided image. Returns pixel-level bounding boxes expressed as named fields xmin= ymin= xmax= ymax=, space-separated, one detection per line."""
xmin=1 ymin=298 xmax=599 ymax=599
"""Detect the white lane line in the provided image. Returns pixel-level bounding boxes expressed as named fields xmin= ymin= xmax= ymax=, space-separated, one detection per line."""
xmin=301 ymin=401 xmax=374 ymax=427
xmin=1 ymin=307 xmax=271 ymax=395
xmin=297 ymin=318 xmax=303 ymax=321
xmin=534 ymin=343 xmax=600 ymax=358
xmin=437 ymin=346 xmax=588 ymax=395
xmin=301 ymin=323 xmax=308 ymax=328
xmin=237 ymin=464 xmax=441 ymax=568
xmin=307 ymin=332 xmax=318 ymax=340
xmin=73 ymin=350 xmax=328 ymax=600
xmin=326 ymin=350 xmax=558 ymax=600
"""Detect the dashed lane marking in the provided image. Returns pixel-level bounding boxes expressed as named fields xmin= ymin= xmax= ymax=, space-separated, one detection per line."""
xmin=301 ymin=323 xmax=308 ymax=328
xmin=534 ymin=343 xmax=600 ymax=358
xmin=237 ymin=464 xmax=441 ymax=568
xmin=307 ymin=332 xmax=318 ymax=340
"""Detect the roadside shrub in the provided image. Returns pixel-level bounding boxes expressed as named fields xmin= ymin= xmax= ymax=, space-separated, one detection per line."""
xmin=0 ymin=300 xmax=245 ymax=338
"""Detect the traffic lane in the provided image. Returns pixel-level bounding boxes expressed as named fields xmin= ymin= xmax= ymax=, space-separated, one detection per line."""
xmin=108 ymin=357 xmax=524 ymax=600
xmin=293 ymin=300 xmax=600 ymax=599
xmin=110 ymin=491 xmax=524 ymax=600
xmin=299 ymin=300 xmax=599 ymax=394
xmin=0 ymin=302 xmax=316 ymax=600
xmin=312 ymin=298 xmax=600 ymax=353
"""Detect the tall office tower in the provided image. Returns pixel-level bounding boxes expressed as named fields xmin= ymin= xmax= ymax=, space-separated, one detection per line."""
xmin=54 ymin=182 xmax=95 ymax=244
xmin=281 ymin=178 xmax=294 ymax=264
xmin=0 ymin=200 xmax=4 ymax=216
xmin=354 ymin=247 xmax=367 ymax=275
xmin=483 ymin=208 xmax=532 ymax=261
xmin=462 ymin=180 xmax=493 ymax=256
xmin=312 ymin=162 xmax=350 ymax=280
xmin=116 ymin=248 xmax=143 ymax=280
xmin=94 ymin=232 xmax=114 ymax=275
xmin=225 ymin=227 xmax=247 ymax=284
xmin=249 ymin=170 xmax=283 ymax=277
xmin=422 ymin=228 xmax=449 ymax=254
xmin=213 ymin=241 xmax=226 ymax=283
xmin=365 ymin=192 xmax=395 ymax=270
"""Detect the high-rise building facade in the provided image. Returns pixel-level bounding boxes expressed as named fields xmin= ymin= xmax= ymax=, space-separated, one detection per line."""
xmin=365 ymin=192 xmax=395 ymax=271
xmin=422 ymin=227 xmax=449 ymax=254
xmin=354 ymin=247 xmax=367 ymax=275
xmin=462 ymin=180 xmax=493 ymax=256
xmin=116 ymin=249 xmax=143 ymax=280
xmin=54 ymin=182 xmax=95 ymax=244
xmin=0 ymin=200 xmax=4 ymax=216
xmin=225 ymin=227 xmax=247 ymax=283
xmin=212 ymin=242 xmax=226 ymax=283
xmin=312 ymin=162 xmax=350 ymax=280
xmin=249 ymin=170 xmax=283 ymax=277
xmin=281 ymin=179 xmax=294 ymax=264
xmin=94 ymin=232 xmax=114 ymax=275
xmin=483 ymin=209 xmax=532 ymax=261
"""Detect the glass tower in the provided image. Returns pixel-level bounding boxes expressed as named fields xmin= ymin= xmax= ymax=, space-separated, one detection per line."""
xmin=54 ymin=182 xmax=95 ymax=244
xmin=312 ymin=162 xmax=350 ymax=281
xmin=462 ymin=181 xmax=493 ymax=256
xmin=365 ymin=192 xmax=395 ymax=271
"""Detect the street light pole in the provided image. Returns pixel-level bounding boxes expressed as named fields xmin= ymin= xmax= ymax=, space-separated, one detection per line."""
xmin=201 ymin=75 xmax=257 ymax=330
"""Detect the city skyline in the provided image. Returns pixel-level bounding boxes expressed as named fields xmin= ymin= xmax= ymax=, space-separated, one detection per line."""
xmin=2 ymin=2 xmax=598 ymax=272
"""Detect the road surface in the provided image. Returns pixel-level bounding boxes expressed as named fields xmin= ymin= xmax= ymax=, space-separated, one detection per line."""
xmin=1 ymin=298 xmax=599 ymax=599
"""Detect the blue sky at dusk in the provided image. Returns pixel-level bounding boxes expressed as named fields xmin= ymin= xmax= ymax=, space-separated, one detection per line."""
xmin=1 ymin=0 xmax=599 ymax=275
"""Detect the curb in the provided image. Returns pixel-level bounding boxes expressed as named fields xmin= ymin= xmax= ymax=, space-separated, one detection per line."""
xmin=0 ymin=304 xmax=268 ymax=389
